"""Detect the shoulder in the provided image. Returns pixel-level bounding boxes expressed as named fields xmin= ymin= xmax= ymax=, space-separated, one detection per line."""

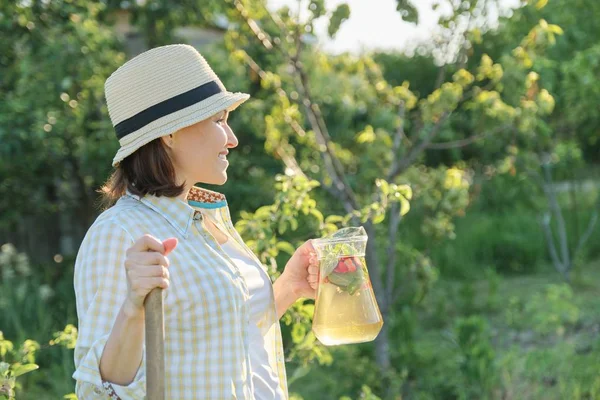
xmin=85 ymin=195 xmax=154 ymax=243
xmin=88 ymin=198 xmax=136 ymax=236
xmin=86 ymin=195 xmax=172 ymax=243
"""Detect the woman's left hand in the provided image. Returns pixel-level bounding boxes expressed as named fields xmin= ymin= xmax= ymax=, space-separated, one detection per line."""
xmin=280 ymin=239 xmax=320 ymax=300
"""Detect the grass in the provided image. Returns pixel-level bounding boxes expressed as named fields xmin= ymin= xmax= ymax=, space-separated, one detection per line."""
xmin=414 ymin=260 xmax=600 ymax=400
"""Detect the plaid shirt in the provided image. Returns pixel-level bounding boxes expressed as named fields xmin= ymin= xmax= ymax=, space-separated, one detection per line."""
xmin=73 ymin=186 xmax=288 ymax=399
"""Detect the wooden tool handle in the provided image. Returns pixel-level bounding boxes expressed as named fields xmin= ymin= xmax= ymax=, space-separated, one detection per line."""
xmin=144 ymin=288 xmax=165 ymax=400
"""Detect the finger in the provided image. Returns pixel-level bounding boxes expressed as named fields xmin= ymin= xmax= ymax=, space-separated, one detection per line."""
xmin=130 ymin=252 xmax=170 ymax=267
xmin=308 ymin=264 xmax=319 ymax=275
xmin=131 ymin=276 xmax=170 ymax=293
xmin=129 ymin=234 xmax=165 ymax=254
xmin=130 ymin=264 xmax=169 ymax=279
xmin=162 ymin=238 xmax=178 ymax=256
xmin=143 ymin=276 xmax=170 ymax=290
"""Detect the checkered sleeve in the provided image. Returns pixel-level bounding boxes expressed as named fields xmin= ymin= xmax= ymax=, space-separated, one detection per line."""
xmin=72 ymin=220 xmax=146 ymax=399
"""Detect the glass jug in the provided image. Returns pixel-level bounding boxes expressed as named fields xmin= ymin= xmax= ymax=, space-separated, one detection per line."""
xmin=311 ymin=227 xmax=383 ymax=346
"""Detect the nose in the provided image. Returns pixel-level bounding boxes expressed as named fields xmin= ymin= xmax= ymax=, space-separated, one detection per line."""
xmin=226 ymin=127 xmax=238 ymax=149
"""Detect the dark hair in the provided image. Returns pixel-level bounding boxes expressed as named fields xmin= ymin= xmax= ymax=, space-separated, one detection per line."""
xmin=97 ymin=138 xmax=185 ymax=210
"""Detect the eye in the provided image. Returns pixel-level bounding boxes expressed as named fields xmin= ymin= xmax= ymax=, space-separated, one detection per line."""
xmin=216 ymin=117 xmax=226 ymax=124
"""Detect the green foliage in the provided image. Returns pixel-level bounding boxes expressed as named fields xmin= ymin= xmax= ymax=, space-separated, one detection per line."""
xmin=508 ymin=284 xmax=580 ymax=336
xmin=525 ymin=284 xmax=580 ymax=335
xmin=235 ymin=173 xmax=328 ymax=275
xmin=454 ymin=316 xmax=497 ymax=397
xmin=484 ymin=268 xmax=502 ymax=311
xmin=402 ymin=165 xmax=471 ymax=243
xmin=0 ymin=0 xmax=124 ymax=231
xmin=0 ymin=332 xmax=39 ymax=400
xmin=339 ymin=385 xmax=382 ymax=400
xmin=0 ymin=241 xmax=77 ymax=399
xmin=290 ymin=345 xmax=404 ymax=399
xmin=2 ymin=0 xmax=600 ymax=398
xmin=49 ymin=325 xmax=78 ymax=350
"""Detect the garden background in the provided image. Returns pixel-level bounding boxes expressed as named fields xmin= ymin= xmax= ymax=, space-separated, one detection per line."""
xmin=1 ymin=0 xmax=599 ymax=398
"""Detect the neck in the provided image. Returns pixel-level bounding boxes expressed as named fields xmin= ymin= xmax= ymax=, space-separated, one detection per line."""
xmin=177 ymin=180 xmax=194 ymax=202
xmin=179 ymin=188 xmax=191 ymax=202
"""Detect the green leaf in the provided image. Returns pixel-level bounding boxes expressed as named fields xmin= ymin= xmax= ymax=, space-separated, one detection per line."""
xmin=548 ymin=24 xmax=564 ymax=35
xmin=399 ymin=195 xmax=411 ymax=216
xmin=395 ymin=0 xmax=419 ymax=24
xmin=356 ymin=125 xmax=376 ymax=144
xmin=276 ymin=241 xmax=296 ymax=256
xmin=301 ymin=304 xmax=315 ymax=318
xmin=325 ymin=215 xmax=345 ymax=224
xmin=288 ymin=365 xmax=310 ymax=386
xmin=290 ymin=218 xmax=299 ymax=231
xmin=328 ymin=267 xmax=365 ymax=295
xmin=308 ymin=0 xmax=326 ymax=19
xmin=376 ymin=178 xmax=389 ymax=196
xmin=0 ymin=338 xmax=14 ymax=358
xmin=0 ymin=361 xmax=10 ymax=377
xmin=373 ymin=213 xmax=386 ymax=224
xmin=309 ymin=209 xmax=324 ymax=223
xmin=291 ymin=323 xmax=307 ymax=344
xmin=11 ymin=363 xmax=38 ymax=377
xmin=255 ymin=205 xmax=273 ymax=219
xmin=396 ymin=184 xmax=413 ymax=200
xmin=328 ymin=4 xmax=350 ymax=38
xmin=278 ymin=218 xmax=287 ymax=235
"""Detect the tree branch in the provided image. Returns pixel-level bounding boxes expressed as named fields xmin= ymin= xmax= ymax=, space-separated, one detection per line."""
xmin=232 ymin=0 xmax=360 ymax=213
xmin=386 ymin=102 xmax=406 ymax=182
xmin=232 ymin=0 xmax=274 ymax=50
xmin=541 ymin=213 xmax=567 ymax=279
xmin=427 ymin=123 xmax=511 ymax=150
xmin=541 ymin=157 xmax=571 ymax=270
xmin=427 ymin=133 xmax=484 ymax=149
xmin=389 ymin=112 xmax=451 ymax=179
xmin=385 ymin=202 xmax=401 ymax=307
xmin=574 ymin=211 xmax=598 ymax=257
xmin=434 ymin=65 xmax=446 ymax=90
xmin=292 ymin=59 xmax=360 ymax=209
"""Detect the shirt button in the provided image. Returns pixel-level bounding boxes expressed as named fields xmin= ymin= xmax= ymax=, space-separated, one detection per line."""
xmin=193 ymin=211 xmax=203 ymax=221
xmin=93 ymin=386 xmax=103 ymax=395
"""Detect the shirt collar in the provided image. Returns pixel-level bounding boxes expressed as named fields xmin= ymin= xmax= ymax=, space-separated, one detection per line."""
xmin=125 ymin=186 xmax=228 ymax=237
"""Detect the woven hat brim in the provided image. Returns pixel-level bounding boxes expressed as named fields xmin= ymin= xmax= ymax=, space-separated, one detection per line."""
xmin=112 ymin=91 xmax=249 ymax=166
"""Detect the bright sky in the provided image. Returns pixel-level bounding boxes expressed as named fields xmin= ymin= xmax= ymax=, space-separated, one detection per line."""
xmin=266 ymin=0 xmax=521 ymax=55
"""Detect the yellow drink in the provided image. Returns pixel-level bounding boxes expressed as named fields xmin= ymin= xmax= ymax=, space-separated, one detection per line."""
xmin=312 ymin=266 xmax=383 ymax=346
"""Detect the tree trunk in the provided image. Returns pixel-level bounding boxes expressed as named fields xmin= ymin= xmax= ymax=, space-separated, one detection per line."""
xmin=363 ymin=222 xmax=392 ymax=370
xmin=375 ymin=321 xmax=392 ymax=370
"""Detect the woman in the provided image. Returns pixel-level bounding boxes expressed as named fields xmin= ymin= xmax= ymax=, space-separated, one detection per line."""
xmin=73 ymin=44 xmax=320 ymax=399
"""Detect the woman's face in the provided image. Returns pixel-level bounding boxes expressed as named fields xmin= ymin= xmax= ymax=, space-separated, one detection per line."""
xmin=162 ymin=110 xmax=238 ymax=186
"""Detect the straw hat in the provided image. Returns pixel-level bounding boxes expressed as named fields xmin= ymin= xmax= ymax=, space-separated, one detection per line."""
xmin=105 ymin=44 xmax=250 ymax=166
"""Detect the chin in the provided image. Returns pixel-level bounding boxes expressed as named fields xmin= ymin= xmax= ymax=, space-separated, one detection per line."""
xmin=197 ymin=172 xmax=228 ymax=186
xmin=214 ymin=174 xmax=228 ymax=185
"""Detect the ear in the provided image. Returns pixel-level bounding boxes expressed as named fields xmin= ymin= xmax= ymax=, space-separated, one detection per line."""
xmin=160 ymin=134 xmax=174 ymax=149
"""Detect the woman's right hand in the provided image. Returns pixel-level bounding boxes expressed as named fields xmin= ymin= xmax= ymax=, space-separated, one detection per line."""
xmin=123 ymin=234 xmax=178 ymax=312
